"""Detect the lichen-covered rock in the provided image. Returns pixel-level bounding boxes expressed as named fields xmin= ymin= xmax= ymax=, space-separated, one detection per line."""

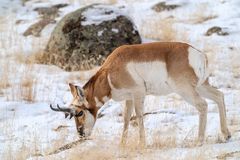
xmin=205 ymin=26 xmax=229 ymax=36
xmin=152 ymin=2 xmax=180 ymax=12
xmin=38 ymin=4 xmax=141 ymax=71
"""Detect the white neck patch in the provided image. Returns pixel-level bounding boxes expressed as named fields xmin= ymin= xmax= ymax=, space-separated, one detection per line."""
xmin=84 ymin=110 xmax=95 ymax=136
xmin=94 ymin=96 xmax=103 ymax=108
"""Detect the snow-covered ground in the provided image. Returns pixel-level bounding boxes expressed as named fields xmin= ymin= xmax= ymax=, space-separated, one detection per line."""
xmin=0 ymin=0 xmax=240 ymax=159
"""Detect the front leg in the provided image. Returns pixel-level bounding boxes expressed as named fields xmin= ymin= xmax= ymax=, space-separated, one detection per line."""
xmin=133 ymin=94 xmax=145 ymax=147
xmin=121 ymin=100 xmax=133 ymax=145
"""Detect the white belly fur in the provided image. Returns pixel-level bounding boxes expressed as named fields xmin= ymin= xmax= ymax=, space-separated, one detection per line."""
xmin=107 ymin=61 xmax=173 ymax=101
xmin=126 ymin=61 xmax=172 ymax=95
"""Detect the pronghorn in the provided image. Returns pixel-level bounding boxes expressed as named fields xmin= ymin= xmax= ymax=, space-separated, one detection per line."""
xmin=50 ymin=42 xmax=231 ymax=146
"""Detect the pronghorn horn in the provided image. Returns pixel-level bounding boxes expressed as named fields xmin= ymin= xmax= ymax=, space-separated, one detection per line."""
xmin=65 ymin=113 xmax=70 ymax=118
xmin=56 ymin=104 xmax=73 ymax=113
xmin=50 ymin=104 xmax=62 ymax=112
xmin=50 ymin=104 xmax=77 ymax=117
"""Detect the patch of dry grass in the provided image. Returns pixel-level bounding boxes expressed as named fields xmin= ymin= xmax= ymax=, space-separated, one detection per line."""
xmin=190 ymin=3 xmax=218 ymax=24
xmin=139 ymin=16 xmax=190 ymax=43
xmin=140 ymin=17 xmax=176 ymax=41
xmin=0 ymin=61 xmax=11 ymax=90
xmin=150 ymin=132 xmax=177 ymax=149
xmin=81 ymin=0 xmax=117 ymax=5
xmin=2 ymin=59 xmax=38 ymax=102
xmin=230 ymin=47 xmax=240 ymax=80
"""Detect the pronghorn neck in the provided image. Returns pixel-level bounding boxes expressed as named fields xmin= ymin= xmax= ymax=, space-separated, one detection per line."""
xmin=83 ymin=69 xmax=111 ymax=117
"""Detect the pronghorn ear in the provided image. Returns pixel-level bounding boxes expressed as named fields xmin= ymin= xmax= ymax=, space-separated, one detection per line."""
xmin=69 ymin=83 xmax=85 ymax=98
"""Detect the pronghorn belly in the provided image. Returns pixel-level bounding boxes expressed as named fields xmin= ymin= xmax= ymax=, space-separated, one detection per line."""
xmin=111 ymin=88 xmax=132 ymax=101
xmin=127 ymin=61 xmax=172 ymax=95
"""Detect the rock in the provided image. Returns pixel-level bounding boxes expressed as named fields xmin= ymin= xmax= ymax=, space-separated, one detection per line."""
xmin=205 ymin=26 xmax=229 ymax=36
xmin=152 ymin=2 xmax=180 ymax=12
xmin=23 ymin=3 xmax=68 ymax=37
xmin=37 ymin=4 xmax=141 ymax=71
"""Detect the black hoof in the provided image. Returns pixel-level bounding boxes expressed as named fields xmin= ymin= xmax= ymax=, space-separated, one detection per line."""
xmin=226 ymin=134 xmax=231 ymax=141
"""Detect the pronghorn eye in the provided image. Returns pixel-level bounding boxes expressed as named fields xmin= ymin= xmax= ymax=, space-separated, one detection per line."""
xmin=76 ymin=111 xmax=84 ymax=117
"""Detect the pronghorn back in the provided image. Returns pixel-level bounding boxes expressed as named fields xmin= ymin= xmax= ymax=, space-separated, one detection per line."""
xmin=103 ymin=42 xmax=208 ymax=94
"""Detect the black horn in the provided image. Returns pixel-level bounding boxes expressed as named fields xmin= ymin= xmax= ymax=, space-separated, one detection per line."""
xmin=56 ymin=104 xmax=73 ymax=113
xmin=50 ymin=104 xmax=62 ymax=112
xmin=50 ymin=104 xmax=76 ymax=119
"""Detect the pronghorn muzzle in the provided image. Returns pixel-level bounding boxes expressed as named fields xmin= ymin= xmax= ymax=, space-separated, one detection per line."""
xmin=50 ymin=104 xmax=77 ymax=119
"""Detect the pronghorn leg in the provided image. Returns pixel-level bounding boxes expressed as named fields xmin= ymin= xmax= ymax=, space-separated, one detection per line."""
xmin=133 ymin=94 xmax=145 ymax=147
xmin=174 ymin=84 xmax=208 ymax=145
xmin=121 ymin=100 xmax=134 ymax=145
xmin=197 ymin=82 xmax=231 ymax=141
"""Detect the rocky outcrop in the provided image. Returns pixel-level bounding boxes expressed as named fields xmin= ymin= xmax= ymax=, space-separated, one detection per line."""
xmin=205 ymin=26 xmax=229 ymax=36
xmin=37 ymin=4 xmax=141 ymax=71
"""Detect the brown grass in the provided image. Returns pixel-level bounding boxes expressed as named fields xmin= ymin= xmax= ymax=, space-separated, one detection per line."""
xmin=0 ymin=56 xmax=37 ymax=102
xmin=148 ymin=125 xmax=177 ymax=149
xmin=0 ymin=61 xmax=11 ymax=89
xmin=190 ymin=3 xmax=218 ymax=24
xmin=3 ymin=60 xmax=38 ymax=102
xmin=139 ymin=16 xmax=190 ymax=43
xmin=230 ymin=47 xmax=240 ymax=80
xmin=19 ymin=65 xmax=37 ymax=102
xmin=81 ymin=0 xmax=117 ymax=5
xmin=140 ymin=17 xmax=176 ymax=41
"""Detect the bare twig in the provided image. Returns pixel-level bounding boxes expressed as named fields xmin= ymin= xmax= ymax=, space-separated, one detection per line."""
xmin=216 ymin=150 xmax=240 ymax=160
xmin=130 ymin=110 xmax=176 ymax=121
xmin=47 ymin=138 xmax=89 ymax=155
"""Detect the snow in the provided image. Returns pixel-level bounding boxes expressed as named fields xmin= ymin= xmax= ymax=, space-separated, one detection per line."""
xmin=0 ymin=0 xmax=240 ymax=159
xmin=111 ymin=28 xmax=119 ymax=33
xmin=81 ymin=4 xmax=127 ymax=26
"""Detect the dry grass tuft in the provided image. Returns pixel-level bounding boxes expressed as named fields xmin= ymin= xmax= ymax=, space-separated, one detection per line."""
xmin=0 ymin=55 xmax=38 ymax=102
xmin=81 ymin=0 xmax=117 ymax=5
xmin=229 ymin=114 xmax=240 ymax=126
xmin=190 ymin=3 xmax=218 ymax=24
xmin=230 ymin=47 xmax=240 ymax=79
xmin=69 ymin=145 xmax=116 ymax=160
xmin=19 ymin=65 xmax=37 ymax=102
xmin=0 ymin=61 xmax=11 ymax=89
xmin=151 ymin=133 xmax=177 ymax=149
xmin=184 ymin=149 xmax=208 ymax=160
xmin=140 ymin=17 xmax=177 ymax=41
xmin=139 ymin=16 xmax=190 ymax=43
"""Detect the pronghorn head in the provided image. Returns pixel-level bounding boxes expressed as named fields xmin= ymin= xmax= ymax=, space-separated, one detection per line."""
xmin=50 ymin=83 xmax=95 ymax=137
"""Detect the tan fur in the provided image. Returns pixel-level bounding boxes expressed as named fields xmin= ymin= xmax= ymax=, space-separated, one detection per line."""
xmin=70 ymin=42 xmax=230 ymax=145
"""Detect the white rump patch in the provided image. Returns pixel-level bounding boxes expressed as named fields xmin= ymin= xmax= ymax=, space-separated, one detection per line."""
xmin=188 ymin=47 xmax=208 ymax=86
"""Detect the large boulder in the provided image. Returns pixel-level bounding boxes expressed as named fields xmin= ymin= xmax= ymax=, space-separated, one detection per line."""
xmin=38 ymin=4 xmax=141 ymax=71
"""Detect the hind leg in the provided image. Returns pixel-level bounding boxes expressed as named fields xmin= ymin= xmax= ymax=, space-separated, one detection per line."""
xmin=197 ymin=81 xmax=231 ymax=141
xmin=172 ymin=83 xmax=208 ymax=145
